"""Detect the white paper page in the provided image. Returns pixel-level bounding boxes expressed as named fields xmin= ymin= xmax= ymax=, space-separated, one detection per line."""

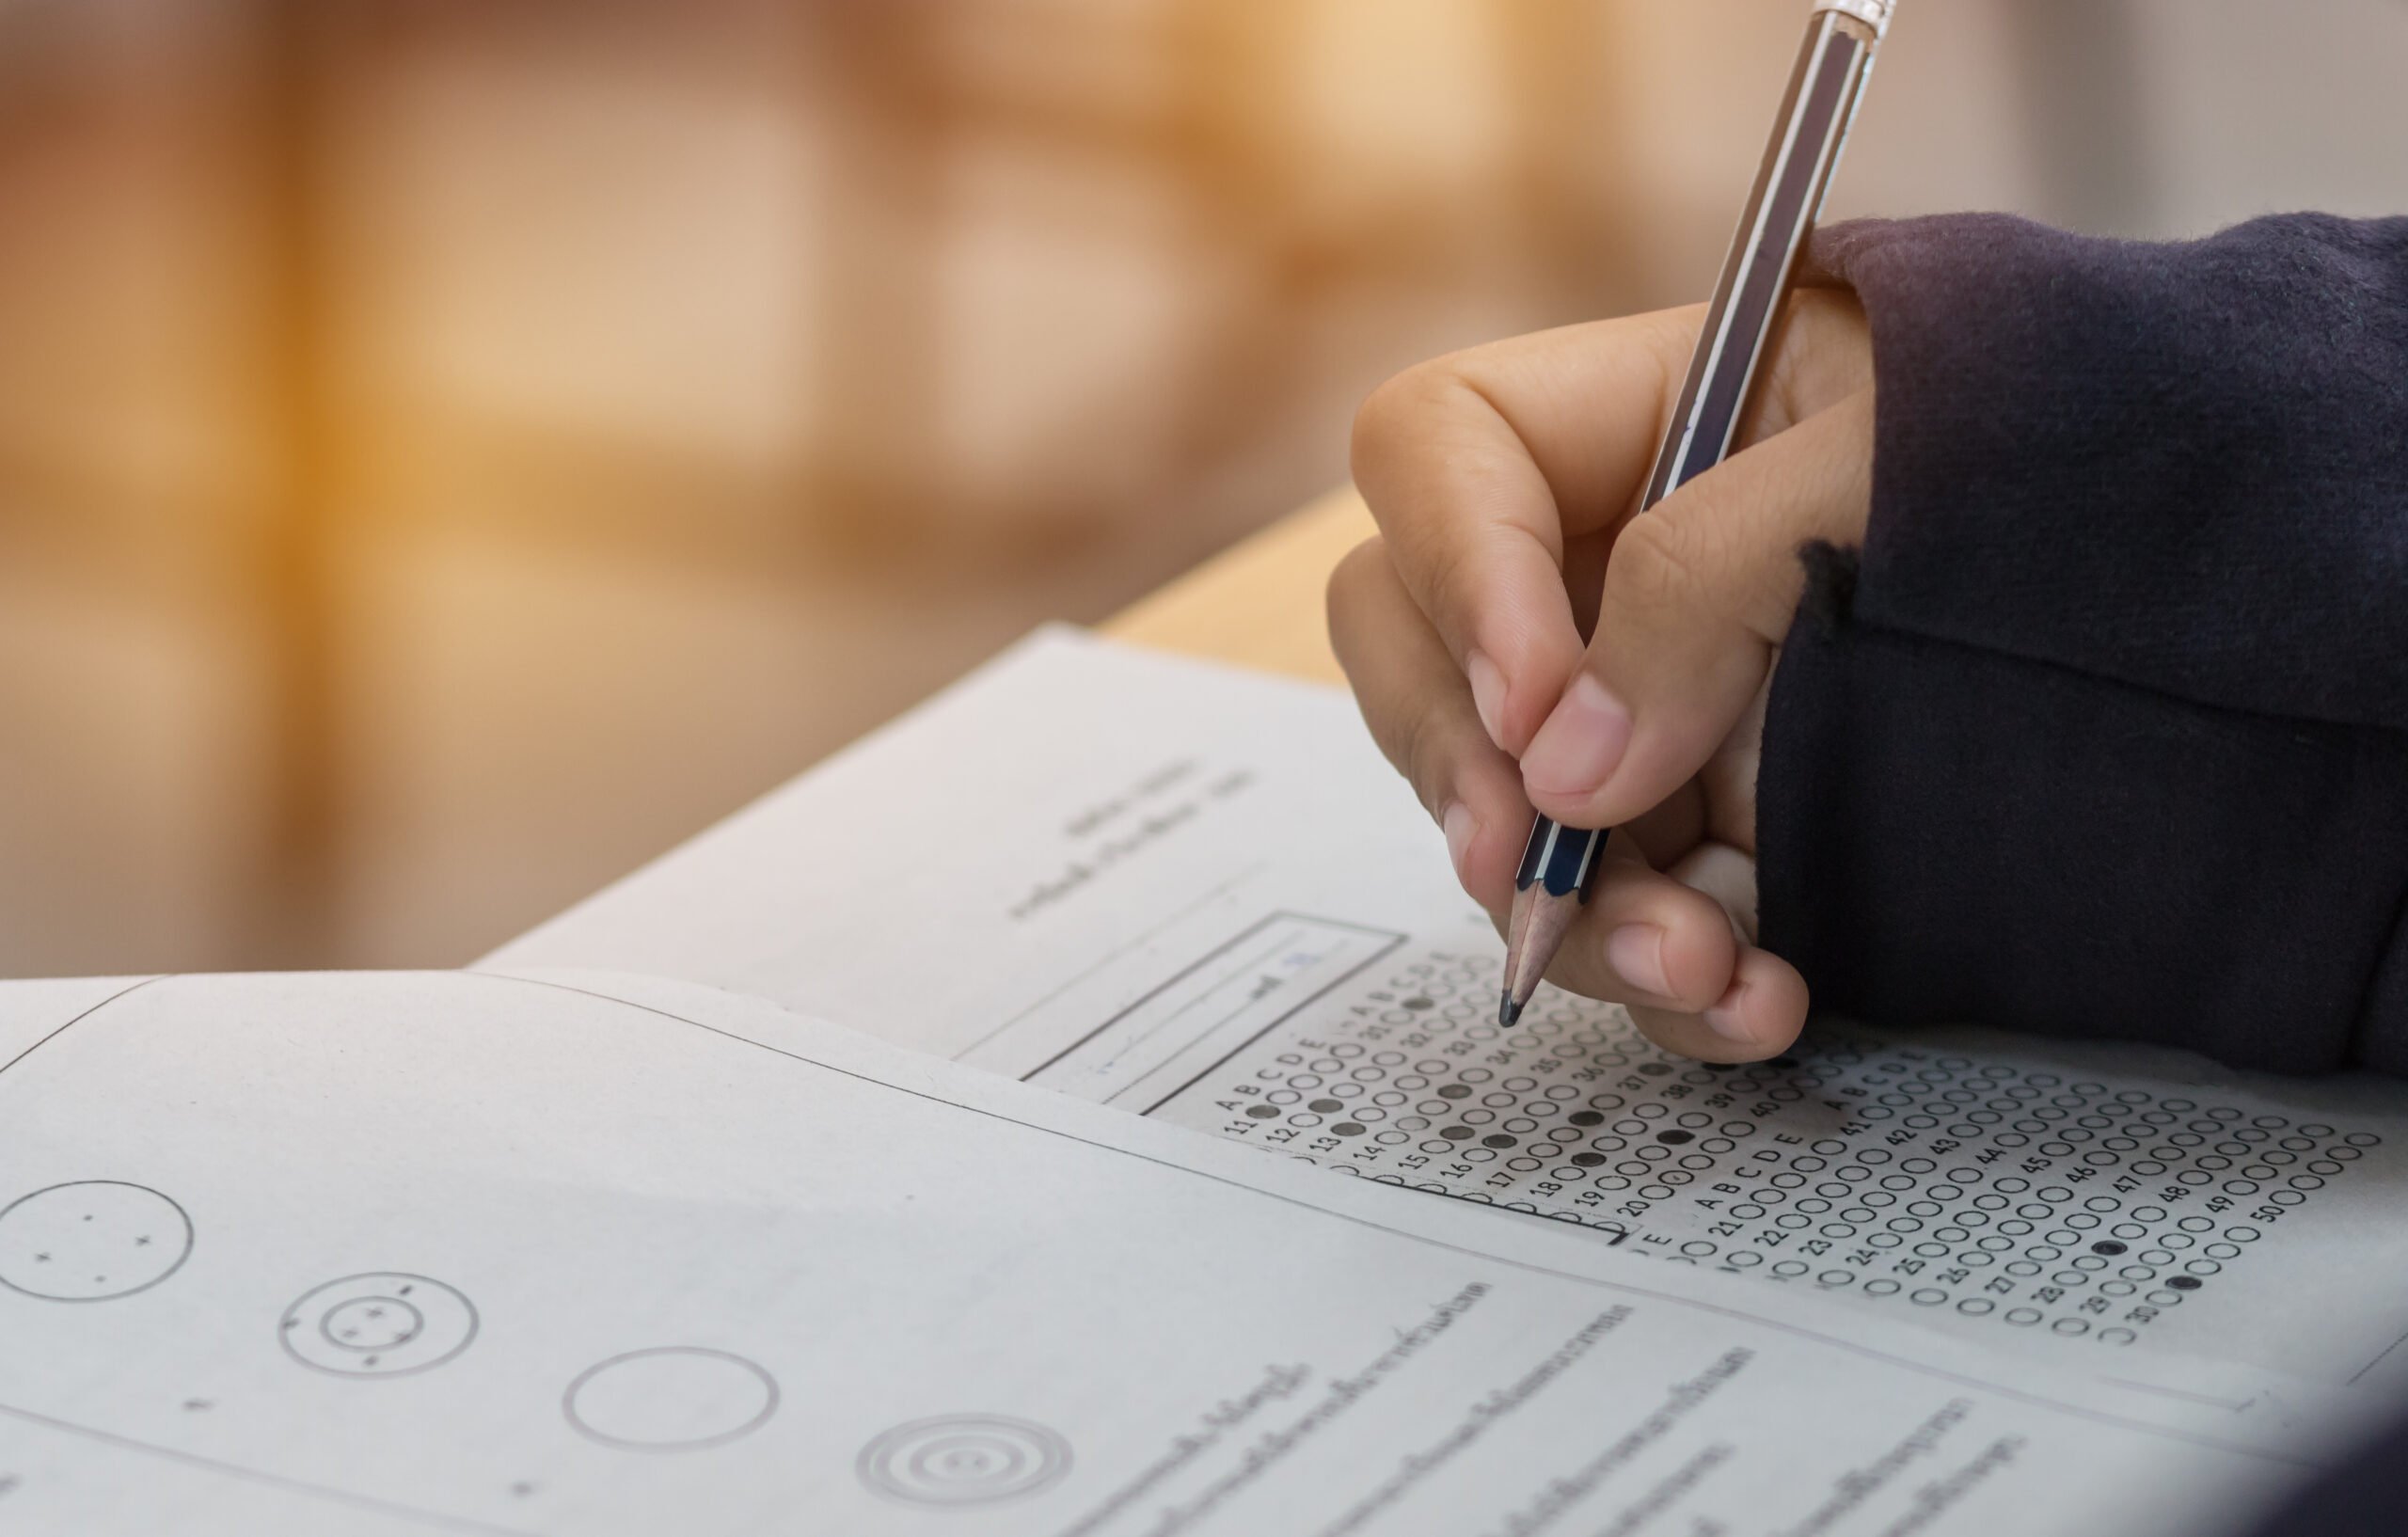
xmin=486 ymin=628 xmax=2408 ymax=1392
xmin=0 ymin=969 xmax=2363 ymax=1536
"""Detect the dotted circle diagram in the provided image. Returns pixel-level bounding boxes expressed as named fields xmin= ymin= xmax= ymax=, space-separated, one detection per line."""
xmin=0 ymin=1181 xmax=193 ymax=1302
xmin=280 ymin=1274 xmax=479 ymax=1377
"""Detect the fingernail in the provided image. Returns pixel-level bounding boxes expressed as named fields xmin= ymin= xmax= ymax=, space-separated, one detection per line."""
xmin=1606 ymin=924 xmax=1671 ymax=998
xmin=1703 ymin=985 xmax=1753 ymax=1043
xmin=1441 ymin=800 xmax=1479 ymax=887
xmin=1519 ymin=673 xmax=1632 ymax=798
xmin=1465 ymin=650 xmax=1508 ymax=749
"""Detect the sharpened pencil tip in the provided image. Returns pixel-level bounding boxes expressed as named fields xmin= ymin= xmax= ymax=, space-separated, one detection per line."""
xmin=1499 ymin=991 xmax=1523 ymax=1028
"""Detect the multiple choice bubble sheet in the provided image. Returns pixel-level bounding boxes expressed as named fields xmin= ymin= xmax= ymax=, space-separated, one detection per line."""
xmin=489 ymin=629 xmax=2408 ymax=1391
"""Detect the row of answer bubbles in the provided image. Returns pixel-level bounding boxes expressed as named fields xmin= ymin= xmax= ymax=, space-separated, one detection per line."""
xmin=1160 ymin=940 xmax=2381 ymax=1350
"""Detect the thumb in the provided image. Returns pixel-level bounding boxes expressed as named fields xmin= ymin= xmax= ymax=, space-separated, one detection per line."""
xmin=1518 ymin=387 xmax=1873 ymax=831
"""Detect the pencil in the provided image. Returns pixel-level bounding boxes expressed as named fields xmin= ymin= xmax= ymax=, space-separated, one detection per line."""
xmin=1500 ymin=0 xmax=1895 ymax=1026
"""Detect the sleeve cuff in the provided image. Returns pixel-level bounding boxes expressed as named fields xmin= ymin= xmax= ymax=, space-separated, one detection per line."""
xmin=1759 ymin=544 xmax=2408 ymax=1075
xmin=1760 ymin=212 xmax=2408 ymax=1073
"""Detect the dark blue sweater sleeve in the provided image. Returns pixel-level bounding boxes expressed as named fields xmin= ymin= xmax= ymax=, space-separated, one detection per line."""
xmin=1755 ymin=213 xmax=2408 ymax=1076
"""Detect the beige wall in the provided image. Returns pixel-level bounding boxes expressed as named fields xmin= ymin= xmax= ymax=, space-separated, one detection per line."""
xmin=2 ymin=0 xmax=2402 ymax=974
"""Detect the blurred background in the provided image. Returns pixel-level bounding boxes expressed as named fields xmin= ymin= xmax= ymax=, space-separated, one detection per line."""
xmin=2 ymin=0 xmax=2403 ymax=977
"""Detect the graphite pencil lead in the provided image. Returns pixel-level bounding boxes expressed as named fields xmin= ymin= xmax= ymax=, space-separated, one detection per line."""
xmin=1499 ymin=886 xmax=1583 ymax=1027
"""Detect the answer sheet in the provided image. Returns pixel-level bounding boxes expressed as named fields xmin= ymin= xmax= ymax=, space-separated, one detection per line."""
xmin=0 ymin=970 xmax=2362 ymax=1534
xmin=492 ymin=629 xmax=2408 ymax=1394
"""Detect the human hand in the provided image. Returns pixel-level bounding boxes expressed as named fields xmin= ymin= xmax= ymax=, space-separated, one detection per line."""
xmin=1328 ymin=293 xmax=1874 ymax=1062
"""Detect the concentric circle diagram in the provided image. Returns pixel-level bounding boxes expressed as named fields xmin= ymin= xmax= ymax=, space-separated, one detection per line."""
xmin=0 ymin=1181 xmax=193 ymax=1302
xmin=858 ymin=1416 xmax=1072 ymax=1507
xmin=280 ymin=1274 xmax=478 ymax=1377
xmin=562 ymin=1347 xmax=780 ymax=1452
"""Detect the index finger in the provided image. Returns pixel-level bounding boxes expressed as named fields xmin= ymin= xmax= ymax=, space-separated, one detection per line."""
xmin=1347 ymin=293 xmax=1866 ymax=756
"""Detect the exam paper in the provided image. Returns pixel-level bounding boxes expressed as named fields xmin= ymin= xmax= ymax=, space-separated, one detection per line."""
xmin=490 ymin=628 xmax=2408 ymax=1392
xmin=0 ymin=969 xmax=2360 ymax=1535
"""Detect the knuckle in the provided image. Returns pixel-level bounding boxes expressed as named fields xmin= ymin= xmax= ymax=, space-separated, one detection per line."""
xmin=1410 ymin=528 xmax=1481 ymax=629
xmin=1323 ymin=538 xmax=1391 ymax=658
xmin=1349 ymin=366 xmax=1443 ymax=485
xmin=1353 ymin=357 xmax=1493 ymax=499
xmin=1397 ymin=702 xmax=1458 ymax=815
xmin=1604 ymin=510 xmax=1702 ymax=616
xmin=1325 ymin=535 xmax=1389 ymax=610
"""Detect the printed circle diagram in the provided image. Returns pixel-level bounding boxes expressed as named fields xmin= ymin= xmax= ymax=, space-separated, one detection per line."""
xmin=0 ymin=1181 xmax=193 ymax=1301
xmin=563 ymin=1348 xmax=780 ymax=1451
xmin=280 ymin=1274 xmax=478 ymax=1376
xmin=858 ymin=1416 xmax=1072 ymax=1507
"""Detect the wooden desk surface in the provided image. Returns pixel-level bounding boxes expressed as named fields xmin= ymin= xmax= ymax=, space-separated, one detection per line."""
xmin=1099 ymin=486 xmax=1374 ymax=686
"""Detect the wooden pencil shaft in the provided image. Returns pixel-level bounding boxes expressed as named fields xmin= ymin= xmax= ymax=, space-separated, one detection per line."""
xmin=1503 ymin=2 xmax=1891 ymax=1004
xmin=1639 ymin=10 xmax=1874 ymax=513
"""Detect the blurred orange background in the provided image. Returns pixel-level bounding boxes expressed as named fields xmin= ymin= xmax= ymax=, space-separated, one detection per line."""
xmin=3 ymin=0 xmax=2402 ymax=976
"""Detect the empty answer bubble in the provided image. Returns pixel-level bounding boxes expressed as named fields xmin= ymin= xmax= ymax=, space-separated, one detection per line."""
xmin=563 ymin=1347 xmax=779 ymax=1450
xmin=1129 ymin=931 xmax=2374 ymax=1350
